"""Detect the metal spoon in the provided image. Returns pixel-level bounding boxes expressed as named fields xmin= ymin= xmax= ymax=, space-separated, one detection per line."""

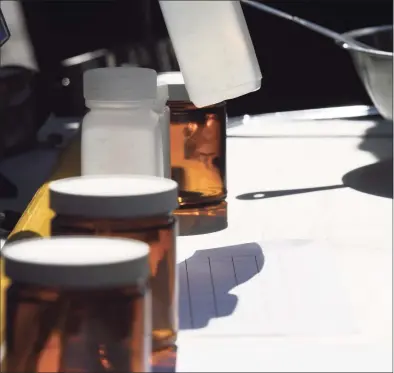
xmin=241 ymin=0 xmax=381 ymax=55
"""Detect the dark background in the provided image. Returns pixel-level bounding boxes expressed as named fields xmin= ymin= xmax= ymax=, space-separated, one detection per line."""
xmin=21 ymin=0 xmax=393 ymax=117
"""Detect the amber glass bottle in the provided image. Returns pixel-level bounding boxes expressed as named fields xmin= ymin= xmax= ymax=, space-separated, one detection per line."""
xmin=3 ymin=236 xmax=151 ymax=373
xmin=158 ymin=72 xmax=227 ymax=207
xmin=49 ymin=175 xmax=179 ymax=354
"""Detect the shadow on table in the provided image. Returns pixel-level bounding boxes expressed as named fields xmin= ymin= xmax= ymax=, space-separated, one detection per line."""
xmin=152 ymin=242 xmax=262 ymax=372
xmin=235 ymin=166 xmax=392 ymax=202
xmin=179 ymin=242 xmax=264 ymax=330
xmin=342 ymin=119 xmax=393 ymax=199
xmin=342 ymin=159 xmax=393 ymax=199
xmin=175 ymin=201 xmax=228 ymax=236
xmin=235 ymin=118 xmax=393 ymax=201
xmin=357 ymin=119 xmax=393 ymax=161
xmin=236 ymin=184 xmax=346 ymax=200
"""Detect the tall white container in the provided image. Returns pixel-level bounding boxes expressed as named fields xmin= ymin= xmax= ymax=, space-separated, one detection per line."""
xmin=159 ymin=0 xmax=262 ymax=108
xmin=81 ymin=67 xmax=162 ymax=177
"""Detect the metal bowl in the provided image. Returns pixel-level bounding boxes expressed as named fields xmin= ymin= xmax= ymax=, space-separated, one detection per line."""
xmin=341 ymin=25 xmax=393 ymax=120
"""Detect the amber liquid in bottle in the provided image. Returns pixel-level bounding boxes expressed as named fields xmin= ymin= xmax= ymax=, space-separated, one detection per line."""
xmin=4 ymin=284 xmax=149 ymax=372
xmin=51 ymin=215 xmax=177 ymax=354
xmin=169 ymin=101 xmax=227 ymax=207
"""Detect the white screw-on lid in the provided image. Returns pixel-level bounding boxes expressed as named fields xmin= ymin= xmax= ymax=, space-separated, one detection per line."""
xmin=84 ymin=67 xmax=157 ymax=102
xmin=49 ymin=175 xmax=179 ymax=219
xmin=157 ymin=72 xmax=189 ymax=101
xmin=3 ymin=237 xmax=150 ymax=289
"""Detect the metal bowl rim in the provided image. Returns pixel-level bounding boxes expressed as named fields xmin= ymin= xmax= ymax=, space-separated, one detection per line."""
xmin=341 ymin=25 xmax=393 ymax=58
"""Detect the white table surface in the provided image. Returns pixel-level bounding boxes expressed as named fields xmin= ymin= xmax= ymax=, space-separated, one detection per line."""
xmin=0 ymin=113 xmax=392 ymax=372
xmin=178 ymin=116 xmax=393 ymax=372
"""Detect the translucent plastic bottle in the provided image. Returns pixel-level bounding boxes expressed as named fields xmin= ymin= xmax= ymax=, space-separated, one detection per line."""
xmin=153 ymin=82 xmax=171 ymax=178
xmin=48 ymin=175 xmax=179 ymax=354
xmin=82 ymin=67 xmax=162 ymax=177
xmin=3 ymin=236 xmax=151 ymax=373
xmin=158 ymin=72 xmax=227 ymax=207
xmin=159 ymin=0 xmax=262 ymax=108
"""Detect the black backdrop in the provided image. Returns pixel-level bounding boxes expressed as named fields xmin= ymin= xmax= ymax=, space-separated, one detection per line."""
xmin=22 ymin=0 xmax=393 ymax=117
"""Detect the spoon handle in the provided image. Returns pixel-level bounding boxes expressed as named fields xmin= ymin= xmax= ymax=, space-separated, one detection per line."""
xmin=241 ymin=0 xmax=370 ymax=49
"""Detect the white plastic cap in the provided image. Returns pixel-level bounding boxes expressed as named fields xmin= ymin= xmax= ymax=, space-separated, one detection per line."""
xmin=84 ymin=67 xmax=157 ymax=102
xmin=3 ymin=237 xmax=150 ymax=289
xmin=49 ymin=175 xmax=179 ymax=219
xmin=154 ymin=81 xmax=169 ymax=112
xmin=157 ymin=72 xmax=189 ymax=102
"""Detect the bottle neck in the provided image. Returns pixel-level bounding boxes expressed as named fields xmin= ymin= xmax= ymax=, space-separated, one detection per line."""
xmin=85 ymin=99 xmax=155 ymax=110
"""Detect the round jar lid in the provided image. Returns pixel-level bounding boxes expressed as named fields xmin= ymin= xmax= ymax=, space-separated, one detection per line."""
xmin=49 ymin=175 xmax=178 ymax=219
xmin=84 ymin=67 xmax=157 ymax=102
xmin=157 ymin=71 xmax=190 ymax=101
xmin=3 ymin=237 xmax=150 ymax=289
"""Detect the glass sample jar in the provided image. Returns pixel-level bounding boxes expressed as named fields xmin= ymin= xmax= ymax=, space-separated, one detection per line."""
xmin=49 ymin=175 xmax=179 ymax=354
xmin=158 ymin=72 xmax=227 ymax=207
xmin=3 ymin=236 xmax=151 ymax=373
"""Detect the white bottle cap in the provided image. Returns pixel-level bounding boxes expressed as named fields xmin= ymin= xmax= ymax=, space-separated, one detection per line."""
xmin=157 ymin=72 xmax=190 ymax=102
xmin=3 ymin=237 xmax=150 ymax=289
xmin=49 ymin=175 xmax=179 ymax=219
xmin=84 ymin=67 xmax=157 ymax=102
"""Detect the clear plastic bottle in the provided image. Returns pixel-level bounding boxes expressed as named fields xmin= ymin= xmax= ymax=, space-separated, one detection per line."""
xmin=48 ymin=175 xmax=179 ymax=354
xmin=159 ymin=0 xmax=262 ymax=108
xmin=81 ymin=67 xmax=163 ymax=177
xmin=3 ymin=236 xmax=151 ymax=373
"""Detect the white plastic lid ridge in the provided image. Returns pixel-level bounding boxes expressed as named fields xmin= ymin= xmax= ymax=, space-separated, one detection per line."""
xmin=49 ymin=175 xmax=179 ymax=219
xmin=84 ymin=67 xmax=158 ymax=102
xmin=3 ymin=237 xmax=150 ymax=288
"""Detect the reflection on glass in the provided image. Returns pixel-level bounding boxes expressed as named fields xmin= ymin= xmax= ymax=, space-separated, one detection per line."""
xmin=175 ymin=201 xmax=228 ymax=236
xmin=170 ymin=102 xmax=227 ymax=207
xmin=4 ymin=285 xmax=149 ymax=372
xmin=151 ymin=345 xmax=177 ymax=373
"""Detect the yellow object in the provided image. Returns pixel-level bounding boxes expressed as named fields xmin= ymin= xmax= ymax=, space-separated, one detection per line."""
xmin=0 ymin=135 xmax=81 ymax=343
